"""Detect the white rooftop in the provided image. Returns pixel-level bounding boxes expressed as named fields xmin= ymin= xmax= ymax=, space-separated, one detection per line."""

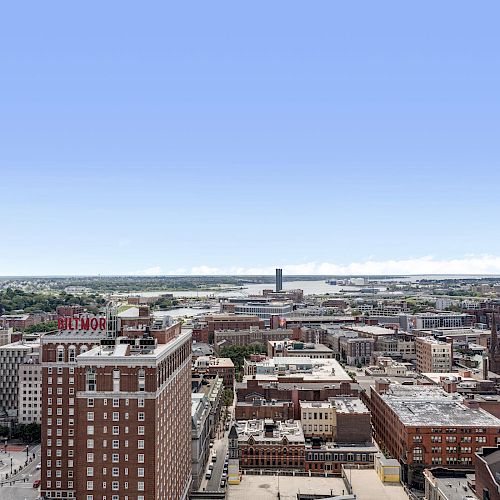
xmin=380 ymin=384 xmax=500 ymax=427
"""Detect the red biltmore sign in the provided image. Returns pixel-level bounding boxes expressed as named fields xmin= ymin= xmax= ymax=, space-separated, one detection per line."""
xmin=58 ymin=316 xmax=106 ymax=331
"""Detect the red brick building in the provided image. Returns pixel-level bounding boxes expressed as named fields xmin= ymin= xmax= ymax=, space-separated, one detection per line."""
xmin=304 ymin=443 xmax=378 ymax=474
xmin=40 ymin=307 xmax=192 ymax=500
xmin=192 ymin=314 xmax=264 ymax=343
xmin=236 ymin=419 xmax=305 ymax=469
xmin=370 ymin=380 xmax=500 ymax=489
xmin=193 ymin=356 xmax=235 ymax=388
xmin=235 ymin=398 xmax=295 ymax=421
xmin=237 ymin=379 xmax=359 ymax=420
xmin=475 ymin=446 xmax=500 ymax=500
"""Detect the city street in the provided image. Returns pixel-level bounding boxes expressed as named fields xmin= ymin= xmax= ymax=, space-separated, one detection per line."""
xmin=0 ymin=444 xmax=41 ymax=500
xmin=200 ymin=422 xmax=230 ymax=492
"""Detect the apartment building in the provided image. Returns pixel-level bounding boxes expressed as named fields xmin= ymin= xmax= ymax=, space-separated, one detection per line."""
xmin=416 ymin=336 xmax=452 ymax=373
xmin=18 ymin=348 xmax=42 ymax=423
xmin=0 ymin=340 xmax=40 ymax=418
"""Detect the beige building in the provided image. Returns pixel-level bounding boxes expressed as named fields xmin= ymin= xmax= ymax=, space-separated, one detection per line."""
xmin=18 ymin=349 xmax=42 ymax=423
xmin=0 ymin=327 xmax=13 ymax=346
xmin=0 ymin=340 xmax=40 ymax=418
xmin=416 ymin=336 xmax=452 ymax=373
xmin=300 ymin=401 xmax=336 ymax=439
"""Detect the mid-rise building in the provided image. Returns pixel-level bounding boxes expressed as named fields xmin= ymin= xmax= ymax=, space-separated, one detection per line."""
xmin=18 ymin=348 xmax=42 ymax=423
xmin=304 ymin=443 xmax=378 ymax=474
xmin=339 ymin=337 xmax=375 ymax=365
xmin=408 ymin=313 xmax=474 ymax=330
xmin=192 ymin=314 xmax=264 ymax=343
xmin=193 ymin=356 xmax=235 ymax=388
xmin=242 ymin=356 xmax=352 ymax=384
xmin=423 ymin=468 xmax=477 ymax=500
xmin=370 ymin=381 xmax=500 ymax=488
xmin=416 ymin=336 xmax=452 ymax=373
xmin=191 ymin=393 xmax=211 ymax=490
xmin=0 ymin=327 xmax=13 ymax=346
xmin=300 ymin=400 xmax=336 ymax=440
xmin=231 ymin=301 xmax=294 ymax=327
xmin=235 ymin=397 xmax=295 ymax=421
xmin=268 ymin=340 xmax=334 ymax=359
xmin=0 ymin=340 xmax=40 ymax=418
xmin=236 ymin=419 xmax=305 ymax=469
xmin=475 ymin=446 xmax=500 ymax=500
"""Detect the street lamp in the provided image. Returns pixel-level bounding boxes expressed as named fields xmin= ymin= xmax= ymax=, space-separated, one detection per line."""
xmin=10 ymin=457 xmax=13 ymax=474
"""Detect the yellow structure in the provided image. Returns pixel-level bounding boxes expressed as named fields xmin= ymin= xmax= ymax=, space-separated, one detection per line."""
xmin=374 ymin=453 xmax=400 ymax=483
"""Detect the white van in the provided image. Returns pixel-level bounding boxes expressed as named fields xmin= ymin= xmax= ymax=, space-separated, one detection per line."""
xmin=205 ymin=469 xmax=212 ymax=480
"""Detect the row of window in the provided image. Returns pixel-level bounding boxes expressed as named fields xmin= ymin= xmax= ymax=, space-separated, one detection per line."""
xmin=87 ymin=412 xmax=145 ymax=421
xmin=86 ymin=467 xmax=144 ymax=477
xmin=86 ymin=436 xmax=145 ymax=449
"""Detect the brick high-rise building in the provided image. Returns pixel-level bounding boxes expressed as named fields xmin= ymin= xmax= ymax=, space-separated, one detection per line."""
xmin=40 ymin=306 xmax=192 ymax=500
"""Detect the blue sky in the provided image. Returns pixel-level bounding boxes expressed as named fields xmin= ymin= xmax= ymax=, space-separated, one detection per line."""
xmin=1 ymin=2 xmax=500 ymax=275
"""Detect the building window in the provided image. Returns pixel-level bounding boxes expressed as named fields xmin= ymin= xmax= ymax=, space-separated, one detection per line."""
xmin=57 ymin=346 xmax=65 ymax=363
xmin=113 ymin=370 xmax=120 ymax=392
xmin=87 ymin=467 xmax=94 ymax=476
xmin=413 ymin=446 xmax=423 ymax=464
xmin=87 ymin=481 xmax=94 ymax=490
xmin=69 ymin=347 xmax=76 ymax=363
xmin=138 ymin=369 xmax=145 ymax=392
xmin=86 ymin=369 xmax=96 ymax=392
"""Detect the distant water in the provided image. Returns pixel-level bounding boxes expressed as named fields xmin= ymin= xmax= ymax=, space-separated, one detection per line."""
xmin=122 ymin=275 xmax=500 ymax=299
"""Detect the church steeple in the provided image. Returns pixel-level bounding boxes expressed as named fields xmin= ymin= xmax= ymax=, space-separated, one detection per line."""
xmin=491 ymin=312 xmax=498 ymax=355
xmin=488 ymin=311 xmax=500 ymax=375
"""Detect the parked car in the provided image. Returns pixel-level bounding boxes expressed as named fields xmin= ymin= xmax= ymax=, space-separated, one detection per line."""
xmin=211 ymin=450 xmax=217 ymax=462
xmin=36 ymin=464 xmax=41 ymax=470
xmin=208 ymin=462 xmax=214 ymax=471
xmin=33 ymin=479 xmax=41 ymax=488
xmin=205 ymin=470 xmax=212 ymax=480
xmin=220 ymin=478 xmax=226 ymax=488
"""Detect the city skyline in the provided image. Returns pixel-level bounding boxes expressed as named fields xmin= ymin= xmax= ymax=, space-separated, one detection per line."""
xmin=2 ymin=2 xmax=500 ymax=276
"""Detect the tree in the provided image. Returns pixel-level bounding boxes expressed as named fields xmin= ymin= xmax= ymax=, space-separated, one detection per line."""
xmin=24 ymin=321 xmax=58 ymax=334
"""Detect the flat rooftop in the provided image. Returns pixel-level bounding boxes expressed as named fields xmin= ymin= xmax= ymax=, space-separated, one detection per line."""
xmin=244 ymin=357 xmax=352 ymax=383
xmin=380 ymin=385 xmax=500 ymax=427
xmin=332 ymin=397 xmax=369 ymax=414
xmin=236 ymin=419 xmax=304 ymax=443
xmin=228 ymin=476 xmax=346 ymax=500
xmin=433 ymin=477 xmax=477 ymax=500
xmin=228 ymin=469 xmax=408 ymax=500
xmin=345 ymin=325 xmax=397 ymax=336
xmin=0 ymin=340 xmax=40 ymax=350
xmin=77 ymin=330 xmax=191 ymax=366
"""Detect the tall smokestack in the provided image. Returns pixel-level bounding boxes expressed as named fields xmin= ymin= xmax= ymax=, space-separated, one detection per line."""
xmin=483 ymin=357 xmax=489 ymax=381
xmin=275 ymin=268 xmax=283 ymax=292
